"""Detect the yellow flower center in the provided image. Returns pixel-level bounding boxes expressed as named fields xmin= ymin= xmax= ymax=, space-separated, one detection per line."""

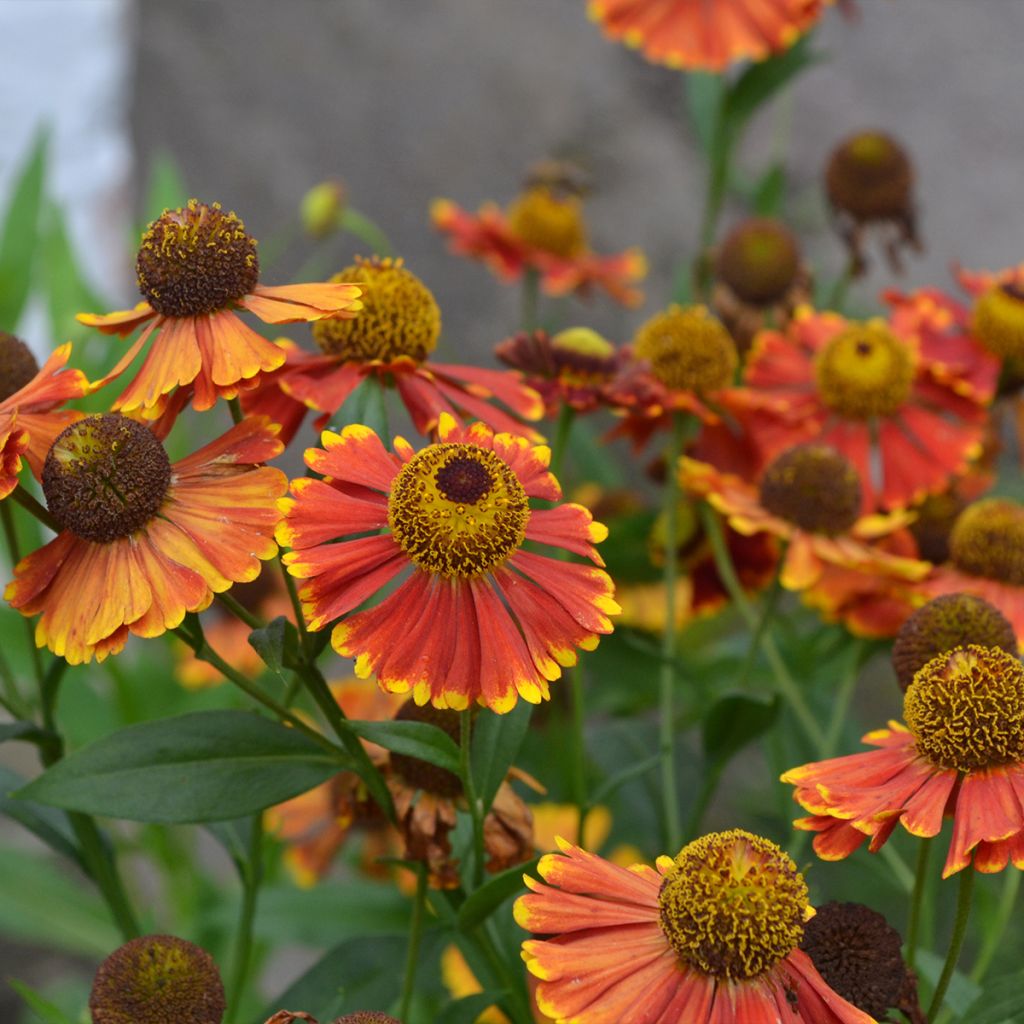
xmin=0 ymin=331 xmax=39 ymax=402
xmin=42 ymin=414 xmax=171 ymax=543
xmin=815 ymin=323 xmax=915 ymax=419
xmin=389 ymin=699 xmax=463 ymax=797
xmin=759 ymin=444 xmax=861 ymax=536
xmin=905 ymin=645 xmax=1024 ymax=772
xmin=506 ymin=186 xmax=588 ymax=259
xmin=658 ymin=829 xmax=808 ymax=981
xmin=388 ymin=443 xmax=529 ymax=578
xmin=715 ymin=218 xmax=800 ymax=305
xmin=551 ymin=326 xmax=615 ymax=361
xmin=973 ymin=283 xmax=1024 ymax=361
xmin=136 ymin=199 xmax=259 ymax=317
xmin=312 ymin=257 xmax=440 ymax=364
xmin=826 ymin=131 xmax=913 ymax=220
xmin=89 ymin=934 xmax=225 ymax=1024
xmin=949 ymin=498 xmax=1024 ymax=585
xmin=892 ymin=594 xmax=1017 ymax=692
xmin=633 ymin=305 xmax=737 ymax=394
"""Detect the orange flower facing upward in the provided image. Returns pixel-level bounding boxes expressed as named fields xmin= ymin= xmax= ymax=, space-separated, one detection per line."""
xmin=784 ymin=645 xmax=1024 ymax=877
xmin=515 ymin=829 xmax=873 ymax=1023
xmin=0 ymin=336 xmax=90 ymax=499
xmin=77 ymin=200 xmax=363 ymax=416
xmin=739 ymin=308 xmax=991 ymax=510
xmin=681 ymin=444 xmax=928 ymax=591
xmin=243 ymin=256 xmax=543 ymax=444
xmin=431 ymin=185 xmax=646 ymax=308
xmin=5 ymin=413 xmax=286 ymax=663
xmin=587 ymin=0 xmax=830 ymax=72
xmin=279 ymin=414 xmax=618 ymax=712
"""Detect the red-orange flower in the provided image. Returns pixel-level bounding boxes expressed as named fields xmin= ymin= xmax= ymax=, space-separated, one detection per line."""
xmin=515 ymin=830 xmax=873 ymax=1024
xmin=587 ymin=0 xmax=830 ymax=71
xmin=279 ymin=414 xmax=618 ymax=712
xmin=784 ymin=645 xmax=1024 ymax=877
xmin=0 ymin=338 xmax=89 ymax=499
xmin=431 ymin=190 xmax=646 ymax=307
xmin=77 ymin=200 xmax=362 ymax=416
xmin=243 ymin=257 xmax=542 ymax=444
xmin=5 ymin=413 xmax=286 ymax=663
xmin=739 ymin=307 xmax=991 ymax=510
xmin=681 ymin=446 xmax=928 ymax=591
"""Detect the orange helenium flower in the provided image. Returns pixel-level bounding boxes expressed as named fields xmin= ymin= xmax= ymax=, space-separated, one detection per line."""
xmin=279 ymin=413 xmax=618 ymax=712
xmin=515 ymin=830 xmax=873 ymax=1024
xmin=5 ymin=413 xmax=286 ymax=663
xmin=587 ymin=0 xmax=830 ymax=72
xmin=0 ymin=339 xmax=90 ymax=499
xmin=681 ymin=447 xmax=928 ymax=591
xmin=740 ymin=307 xmax=991 ymax=510
xmin=431 ymin=195 xmax=646 ymax=307
xmin=243 ymin=257 xmax=543 ymax=444
xmin=77 ymin=200 xmax=362 ymax=415
xmin=783 ymin=646 xmax=1024 ymax=877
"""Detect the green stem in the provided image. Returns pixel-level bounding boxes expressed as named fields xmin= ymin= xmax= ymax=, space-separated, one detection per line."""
xmin=736 ymin=552 xmax=783 ymax=687
xmin=216 ymin=590 xmax=263 ymax=631
xmin=0 ymin=501 xmax=44 ymax=698
xmin=659 ymin=413 xmax=685 ymax=852
xmin=969 ymin=866 xmax=1020 ymax=983
xmin=521 ymin=268 xmax=540 ymax=332
xmin=9 ymin=485 xmax=59 ymax=534
xmin=827 ymin=260 xmax=856 ymax=312
xmin=362 ymin=374 xmax=391 ymax=441
xmin=699 ymin=504 xmax=823 ymax=755
xmin=681 ymin=763 xmax=724 ymax=842
xmin=225 ymin=815 xmax=263 ymax=1024
xmin=821 ymin=641 xmax=864 ymax=755
xmin=569 ymin=664 xmax=587 ymax=817
xmin=926 ymin=867 xmax=975 ymax=1020
xmin=460 ymin=710 xmax=486 ymax=888
xmin=68 ymin=814 xmax=141 ymax=940
xmin=340 ymin=207 xmax=393 ymax=257
xmin=906 ymin=836 xmax=932 ymax=971
xmin=279 ymin=558 xmax=312 ymax=661
xmin=398 ymin=864 xmax=428 ymax=1022
xmin=693 ymin=74 xmax=730 ymax=300
xmin=228 ymin=396 xmax=244 ymax=425
xmin=549 ymin=403 xmax=576 ymax=480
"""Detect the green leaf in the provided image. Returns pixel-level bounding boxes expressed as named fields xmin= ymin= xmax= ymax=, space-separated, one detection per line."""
xmin=0 ymin=765 xmax=84 ymax=869
xmin=457 ymin=857 xmax=537 ymax=931
xmin=725 ymin=37 xmax=822 ymax=133
xmin=0 ymin=845 xmax=119 ymax=955
xmin=7 ymin=979 xmax=74 ymax=1024
xmin=143 ymin=151 xmax=188 ymax=226
xmin=349 ymin=719 xmax=461 ymax=775
xmin=959 ymin=969 xmax=1024 ymax=1024
xmin=435 ymin=992 xmax=508 ymax=1024
xmin=701 ymin=693 xmax=779 ymax=768
xmin=247 ymin=615 xmax=298 ymax=677
xmin=471 ymin=702 xmax=532 ymax=813
xmin=916 ymin=950 xmax=982 ymax=1018
xmin=686 ymin=72 xmax=726 ymax=153
xmin=0 ymin=130 xmax=47 ymax=330
xmin=588 ymin=754 xmax=661 ymax=807
xmin=17 ymin=710 xmax=346 ymax=823
xmin=752 ymin=164 xmax=787 ymax=216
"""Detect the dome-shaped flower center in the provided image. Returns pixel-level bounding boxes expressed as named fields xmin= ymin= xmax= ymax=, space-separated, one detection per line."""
xmin=826 ymin=131 xmax=913 ymax=220
xmin=42 ymin=414 xmax=171 ymax=543
xmin=389 ymin=699 xmax=463 ymax=798
xmin=506 ymin=185 xmax=588 ymax=259
xmin=800 ymin=902 xmax=908 ymax=1020
xmin=892 ymin=593 xmax=1017 ymax=692
xmin=658 ymin=829 xmax=808 ymax=981
xmin=136 ymin=200 xmax=259 ymax=317
xmin=0 ymin=331 xmax=40 ymax=402
xmin=908 ymin=490 xmax=965 ymax=565
xmin=973 ymin=282 xmax=1024 ymax=361
xmin=759 ymin=444 xmax=861 ymax=536
xmin=312 ymin=257 xmax=440 ymax=364
xmin=715 ymin=218 xmax=800 ymax=305
xmin=89 ymin=934 xmax=226 ymax=1024
xmin=815 ymin=323 xmax=915 ymax=419
xmin=949 ymin=498 xmax=1024 ymax=585
xmin=633 ymin=305 xmax=737 ymax=394
xmin=388 ymin=443 xmax=529 ymax=578
xmin=551 ymin=326 xmax=614 ymax=361
xmin=905 ymin=645 xmax=1024 ymax=772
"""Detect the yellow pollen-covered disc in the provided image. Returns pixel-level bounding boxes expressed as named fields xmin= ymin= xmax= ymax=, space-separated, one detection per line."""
xmin=506 ymin=185 xmax=588 ymax=260
xmin=633 ymin=304 xmax=737 ymax=394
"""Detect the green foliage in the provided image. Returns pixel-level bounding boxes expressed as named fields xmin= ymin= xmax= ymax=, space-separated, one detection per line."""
xmin=0 ymin=131 xmax=47 ymax=331
xmin=456 ymin=857 xmax=538 ymax=931
xmin=6 ymin=979 xmax=74 ymax=1024
xmin=958 ymin=969 xmax=1024 ymax=1024
xmin=471 ymin=701 xmax=532 ymax=812
xmin=17 ymin=710 xmax=346 ymax=823
xmin=351 ymin=718 xmax=461 ymax=776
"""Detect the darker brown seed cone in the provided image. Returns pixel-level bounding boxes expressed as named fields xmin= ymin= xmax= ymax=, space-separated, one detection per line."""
xmin=892 ymin=594 xmax=1018 ymax=691
xmin=800 ymin=902 xmax=907 ymax=1019
xmin=334 ymin=1013 xmax=402 ymax=1024
xmin=0 ymin=331 xmax=40 ymax=402
xmin=715 ymin=218 xmax=800 ymax=305
xmin=759 ymin=444 xmax=861 ymax=536
xmin=826 ymin=132 xmax=913 ymax=221
xmin=389 ymin=700 xmax=463 ymax=797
